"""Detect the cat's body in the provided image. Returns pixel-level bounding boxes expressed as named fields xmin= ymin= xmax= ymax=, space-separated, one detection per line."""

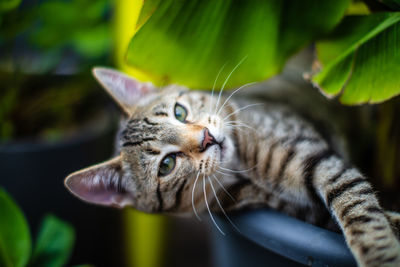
xmin=65 ymin=68 xmax=400 ymax=267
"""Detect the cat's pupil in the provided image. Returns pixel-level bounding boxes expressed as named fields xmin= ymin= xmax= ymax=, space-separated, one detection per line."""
xmin=159 ymin=154 xmax=176 ymax=176
xmin=174 ymin=103 xmax=187 ymax=122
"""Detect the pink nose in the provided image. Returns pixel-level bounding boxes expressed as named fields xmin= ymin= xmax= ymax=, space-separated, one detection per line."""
xmin=201 ymin=128 xmax=216 ymax=151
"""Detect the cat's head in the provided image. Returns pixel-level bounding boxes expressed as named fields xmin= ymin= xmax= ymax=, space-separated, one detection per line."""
xmin=64 ymin=67 xmax=236 ymax=214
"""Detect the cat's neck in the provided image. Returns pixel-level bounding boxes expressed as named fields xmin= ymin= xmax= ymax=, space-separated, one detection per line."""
xmin=227 ymin=104 xmax=264 ymax=175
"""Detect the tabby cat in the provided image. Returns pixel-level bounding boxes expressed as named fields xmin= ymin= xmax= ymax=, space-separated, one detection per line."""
xmin=65 ymin=67 xmax=400 ymax=267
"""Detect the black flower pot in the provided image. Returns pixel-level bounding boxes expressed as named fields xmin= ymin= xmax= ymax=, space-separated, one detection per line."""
xmin=0 ymin=111 xmax=123 ymax=267
xmin=213 ymin=209 xmax=357 ymax=267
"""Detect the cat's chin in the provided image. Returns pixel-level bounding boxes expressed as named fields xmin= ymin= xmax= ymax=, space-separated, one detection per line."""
xmin=198 ymin=143 xmax=224 ymax=175
xmin=219 ymin=135 xmax=234 ymax=164
xmin=202 ymin=136 xmax=234 ymax=175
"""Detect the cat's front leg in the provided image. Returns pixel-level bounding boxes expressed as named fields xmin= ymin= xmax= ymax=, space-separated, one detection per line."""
xmin=311 ymin=153 xmax=400 ymax=266
xmin=244 ymin=133 xmax=400 ymax=266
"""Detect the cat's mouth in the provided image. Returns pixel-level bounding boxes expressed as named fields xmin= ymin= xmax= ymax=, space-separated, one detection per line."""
xmin=199 ymin=136 xmax=226 ymax=175
xmin=200 ymin=128 xmax=224 ymax=153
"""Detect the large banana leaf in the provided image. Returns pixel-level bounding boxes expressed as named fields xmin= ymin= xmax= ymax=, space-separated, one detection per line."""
xmin=126 ymin=0 xmax=349 ymax=89
xmin=312 ymin=13 xmax=400 ymax=105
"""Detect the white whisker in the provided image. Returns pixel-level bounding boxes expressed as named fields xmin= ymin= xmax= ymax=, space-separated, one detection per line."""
xmin=212 ymin=174 xmax=235 ymax=201
xmin=218 ymin=165 xmax=257 ymax=173
xmin=216 ymin=170 xmax=233 ymax=177
xmin=208 ymin=176 xmax=240 ymax=232
xmin=225 ymin=122 xmax=253 ymax=127
xmin=225 ymin=121 xmax=256 ymax=131
xmin=225 ymin=125 xmax=249 ymax=134
xmin=214 ymin=56 xmax=248 ymax=115
xmin=210 ymin=63 xmax=227 ymax=114
xmin=192 ymin=171 xmax=202 ymax=221
xmin=225 ymin=120 xmax=253 ymax=125
xmin=225 ymin=125 xmax=256 ymax=133
xmin=216 ymin=82 xmax=256 ymax=116
xmin=223 ymin=103 xmax=263 ymax=121
xmin=203 ymin=174 xmax=225 ymax=235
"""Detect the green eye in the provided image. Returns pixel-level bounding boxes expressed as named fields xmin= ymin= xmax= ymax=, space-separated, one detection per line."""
xmin=159 ymin=154 xmax=176 ymax=176
xmin=174 ymin=103 xmax=187 ymax=122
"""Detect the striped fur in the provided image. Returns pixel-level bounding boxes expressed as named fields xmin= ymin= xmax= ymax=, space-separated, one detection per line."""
xmin=65 ymin=69 xmax=400 ymax=267
xmin=219 ymin=101 xmax=400 ymax=266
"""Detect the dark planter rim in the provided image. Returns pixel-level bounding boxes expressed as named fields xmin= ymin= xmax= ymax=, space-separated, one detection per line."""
xmin=216 ymin=208 xmax=357 ymax=267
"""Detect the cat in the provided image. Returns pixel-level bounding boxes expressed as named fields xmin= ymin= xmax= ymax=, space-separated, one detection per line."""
xmin=65 ymin=67 xmax=400 ymax=267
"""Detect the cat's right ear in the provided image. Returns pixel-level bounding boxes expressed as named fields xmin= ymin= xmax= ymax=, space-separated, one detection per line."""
xmin=92 ymin=67 xmax=156 ymax=115
xmin=64 ymin=156 xmax=133 ymax=208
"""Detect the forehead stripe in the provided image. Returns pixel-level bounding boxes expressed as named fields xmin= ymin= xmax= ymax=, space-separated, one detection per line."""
xmin=122 ymin=141 xmax=142 ymax=147
xmin=145 ymin=148 xmax=160 ymax=155
xmin=155 ymin=111 xmax=168 ymax=116
xmin=122 ymin=137 xmax=155 ymax=147
xmin=143 ymin=117 xmax=158 ymax=125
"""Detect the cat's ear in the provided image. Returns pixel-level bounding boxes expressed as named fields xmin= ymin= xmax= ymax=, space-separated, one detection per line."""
xmin=92 ymin=67 xmax=156 ymax=115
xmin=64 ymin=156 xmax=133 ymax=208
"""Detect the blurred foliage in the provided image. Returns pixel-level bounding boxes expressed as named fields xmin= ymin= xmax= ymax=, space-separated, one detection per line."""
xmin=0 ymin=187 xmax=30 ymax=267
xmin=0 ymin=0 xmax=21 ymax=13
xmin=29 ymin=0 xmax=111 ymax=60
xmin=126 ymin=0 xmax=350 ymax=89
xmin=0 ymin=0 xmax=111 ymax=71
xmin=378 ymin=0 xmax=400 ymax=10
xmin=0 ymin=187 xmax=78 ymax=267
xmin=126 ymin=0 xmax=400 ymax=106
xmin=0 ymin=73 xmax=105 ymax=141
xmin=0 ymin=0 xmax=112 ymax=142
xmin=30 ymin=216 xmax=74 ymax=267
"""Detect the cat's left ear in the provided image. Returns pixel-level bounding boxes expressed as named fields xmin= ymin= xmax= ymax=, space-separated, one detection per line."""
xmin=64 ymin=156 xmax=133 ymax=208
xmin=92 ymin=67 xmax=156 ymax=115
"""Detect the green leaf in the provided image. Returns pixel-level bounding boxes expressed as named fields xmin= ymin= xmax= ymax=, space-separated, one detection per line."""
xmin=29 ymin=0 xmax=110 ymax=58
xmin=126 ymin=0 xmax=350 ymax=89
xmin=0 ymin=188 xmax=31 ymax=267
xmin=30 ymin=215 xmax=75 ymax=267
xmin=136 ymin=0 xmax=161 ymax=30
xmin=71 ymin=23 xmax=111 ymax=59
xmin=312 ymin=13 xmax=400 ymax=105
xmin=0 ymin=0 xmax=21 ymax=13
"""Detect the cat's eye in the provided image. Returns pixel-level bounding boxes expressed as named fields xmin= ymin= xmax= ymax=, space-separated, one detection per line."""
xmin=174 ymin=103 xmax=188 ymax=123
xmin=158 ymin=153 xmax=177 ymax=176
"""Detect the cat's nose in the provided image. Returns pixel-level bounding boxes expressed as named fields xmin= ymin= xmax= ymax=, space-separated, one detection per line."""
xmin=201 ymin=128 xmax=217 ymax=152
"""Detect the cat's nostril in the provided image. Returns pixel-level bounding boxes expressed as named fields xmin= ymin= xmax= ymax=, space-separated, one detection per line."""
xmin=201 ymin=128 xmax=216 ymax=151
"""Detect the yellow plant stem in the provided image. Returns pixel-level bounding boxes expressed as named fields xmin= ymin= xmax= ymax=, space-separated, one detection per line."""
xmin=114 ymin=1 xmax=167 ymax=266
xmin=123 ymin=210 xmax=166 ymax=267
